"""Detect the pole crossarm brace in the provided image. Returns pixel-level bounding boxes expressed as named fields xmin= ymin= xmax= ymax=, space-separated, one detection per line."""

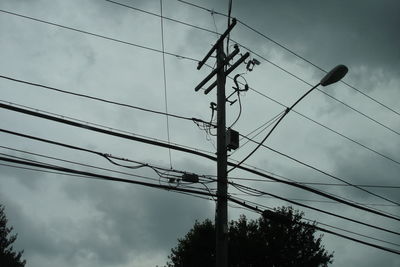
xmin=204 ymin=52 xmax=250 ymax=95
xmin=197 ymin=18 xmax=237 ymax=70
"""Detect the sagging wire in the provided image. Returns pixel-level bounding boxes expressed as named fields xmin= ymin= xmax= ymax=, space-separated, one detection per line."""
xmin=201 ymin=182 xmax=217 ymax=202
xmin=102 ymin=152 xmax=217 ymax=191
xmin=102 ymin=153 xmax=148 ymax=169
xmin=193 ymin=103 xmax=218 ymax=149
xmin=227 ymin=73 xmax=249 ymax=129
xmin=230 ymin=110 xmax=286 ymax=156
xmin=102 ymin=153 xmax=187 ymax=184
xmin=230 ymin=182 xmax=264 ymax=197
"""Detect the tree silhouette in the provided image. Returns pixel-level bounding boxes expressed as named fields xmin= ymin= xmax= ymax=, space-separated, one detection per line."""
xmin=167 ymin=206 xmax=333 ymax=267
xmin=0 ymin=204 xmax=26 ymax=267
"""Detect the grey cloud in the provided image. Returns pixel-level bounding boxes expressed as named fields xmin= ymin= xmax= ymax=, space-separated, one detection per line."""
xmin=198 ymin=0 xmax=399 ymax=88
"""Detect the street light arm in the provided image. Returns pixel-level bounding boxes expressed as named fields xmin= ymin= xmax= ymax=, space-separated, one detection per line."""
xmin=228 ymin=82 xmax=321 ymax=173
xmin=228 ymin=64 xmax=348 ymax=173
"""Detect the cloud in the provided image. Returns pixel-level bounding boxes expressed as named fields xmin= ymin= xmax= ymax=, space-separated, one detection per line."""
xmin=1 ymin=0 xmax=399 ymax=266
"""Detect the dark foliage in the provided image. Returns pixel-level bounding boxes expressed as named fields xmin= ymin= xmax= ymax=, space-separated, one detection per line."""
xmin=167 ymin=206 xmax=333 ymax=267
xmin=0 ymin=204 xmax=26 ymax=267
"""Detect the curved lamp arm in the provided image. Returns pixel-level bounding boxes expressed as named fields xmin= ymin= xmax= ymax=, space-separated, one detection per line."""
xmin=228 ymin=65 xmax=348 ymax=173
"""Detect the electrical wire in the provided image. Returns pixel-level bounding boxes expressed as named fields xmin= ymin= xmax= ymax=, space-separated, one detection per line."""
xmin=228 ymin=74 xmax=248 ymax=129
xmin=0 ymin=152 xmax=213 ymax=194
xmin=2 ymin=152 xmax=399 ymax=254
xmin=236 ymin=133 xmax=400 ymax=206
xmin=105 ymin=0 xmax=400 ymax=138
xmin=226 ymin=161 xmax=400 ymax=219
xmin=229 ymin=192 xmax=398 ymax=207
xmin=6 ymin=119 xmax=393 ymax=218
xmin=228 ymin=83 xmax=322 ymax=173
xmin=0 ymin=75 xmax=203 ymax=123
xmin=0 ymin=145 xmax=159 ymax=182
xmin=0 ymin=136 xmax=211 ymax=185
xmin=229 ymin=110 xmax=285 ymax=156
xmin=0 ymin=155 xmax=217 ymax=198
xmin=2 ymin=102 xmax=398 ymax=219
xmin=225 ymin=162 xmax=400 ymax=220
xmin=0 ymin=108 xmax=399 ymax=223
xmin=160 ymin=0 xmax=173 ymax=168
xmin=228 ymin=182 xmax=400 ymax=233
xmin=2 ymin=6 xmax=398 ymax=171
xmin=3 ymin=154 xmax=398 ymax=255
xmin=175 ymin=0 xmax=400 ymax=118
xmin=3 ymin=133 xmax=400 ymax=240
xmin=234 ymin=43 xmax=400 ymax=137
xmin=0 ymin=101 xmax=216 ymax=158
xmin=238 ymin=80 xmax=400 ymax=168
xmin=227 ymin=176 xmax=400 ymax=189
xmin=227 ymin=196 xmax=400 ymax=255
xmin=233 ymin=197 xmax=400 ymax=249
xmin=0 ymin=8 xmax=198 ymax=62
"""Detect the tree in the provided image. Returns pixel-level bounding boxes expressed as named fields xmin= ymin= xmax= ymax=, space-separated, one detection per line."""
xmin=167 ymin=206 xmax=333 ymax=267
xmin=0 ymin=204 xmax=26 ymax=267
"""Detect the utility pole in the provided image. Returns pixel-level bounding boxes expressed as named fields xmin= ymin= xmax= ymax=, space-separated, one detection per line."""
xmin=215 ymin=38 xmax=228 ymax=267
xmin=194 ymin=18 xmax=249 ymax=267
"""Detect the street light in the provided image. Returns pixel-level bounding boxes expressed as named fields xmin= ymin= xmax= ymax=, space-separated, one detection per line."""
xmin=228 ymin=64 xmax=348 ymax=172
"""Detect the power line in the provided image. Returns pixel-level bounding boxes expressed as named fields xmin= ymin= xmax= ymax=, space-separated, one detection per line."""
xmin=229 ymin=110 xmax=285 ymax=156
xmin=230 ymin=192 xmax=398 ymax=207
xmin=0 ymin=153 xmax=212 ymax=195
xmin=5 ymin=124 xmax=395 ymax=220
xmin=244 ymin=82 xmax=400 ymax=167
xmin=233 ymin=43 xmax=400 ymax=137
xmin=2 ymin=154 xmax=398 ymax=255
xmin=2 ymin=103 xmax=398 ymax=220
xmin=228 ymin=177 xmax=400 ymax=189
xmin=228 ymin=182 xmax=400 ymax=234
xmin=227 ymin=161 xmax=400 ymax=219
xmin=175 ymin=0 xmax=400 ymax=118
xmin=230 ymin=163 xmax=400 ymax=221
xmin=2 ymin=7 xmax=398 ymax=170
xmin=0 ymin=74 xmax=202 ymax=123
xmin=226 ymin=75 xmax=400 ymax=206
xmin=2 ymin=153 xmax=399 ymax=256
xmin=105 ymin=0 xmax=217 ymax=35
xmin=0 ymin=100 xmax=215 ymax=157
xmin=5 ymin=2 xmax=397 ymax=177
xmin=228 ymin=82 xmax=324 ymax=173
xmin=107 ymin=0 xmax=400 ymax=137
xmin=105 ymin=0 xmax=400 ymax=139
xmin=0 ymin=145 xmax=193 ymax=184
xmin=0 ymin=8 xmax=198 ymax=62
xmin=227 ymin=196 xmax=400 ymax=256
xmin=159 ymin=0 xmax=173 ymax=168
xmin=237 ymin=133 xmax=400 ymax=206
xmin=232 ymin=197 xmax=400 ymax=249
xmin=0 ymin=103 xmax=215 ymax=160
xmin=0 ymin=133 xmax=212 ymax=184
xmin=0 ymin=155 xmax=216 ymax=199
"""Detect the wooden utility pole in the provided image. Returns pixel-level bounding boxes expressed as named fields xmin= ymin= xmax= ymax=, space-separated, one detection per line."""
xmin=194 ymin=18 xmax=249 ymax=267
xmin=215 ymin=39 xmax=228 ymax=267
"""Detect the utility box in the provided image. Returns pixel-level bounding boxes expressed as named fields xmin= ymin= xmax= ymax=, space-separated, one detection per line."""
xmin=226 ymin=129 xmax=239 ymax=151
xmin=182 ymin=173 xmax=199 ymax=183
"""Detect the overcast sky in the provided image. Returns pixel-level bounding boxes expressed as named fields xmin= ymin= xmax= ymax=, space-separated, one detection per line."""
xmin=0 ymin=0 xmax=399 ymax=266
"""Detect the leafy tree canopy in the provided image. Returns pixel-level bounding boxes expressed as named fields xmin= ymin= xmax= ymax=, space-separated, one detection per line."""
xmin=167 ymin=206 xmax=333 ymax=267
xmin=0 ymin=204 xmax=26 ymax=267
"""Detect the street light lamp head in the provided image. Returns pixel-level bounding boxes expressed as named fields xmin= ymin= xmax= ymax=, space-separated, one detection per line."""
xmin=320 ymin=64 xmax=348 ymax=86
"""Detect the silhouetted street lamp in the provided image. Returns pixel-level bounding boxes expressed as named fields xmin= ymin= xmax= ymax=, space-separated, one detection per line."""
xmin=229 ymin=64 xmax=349 ymax=172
